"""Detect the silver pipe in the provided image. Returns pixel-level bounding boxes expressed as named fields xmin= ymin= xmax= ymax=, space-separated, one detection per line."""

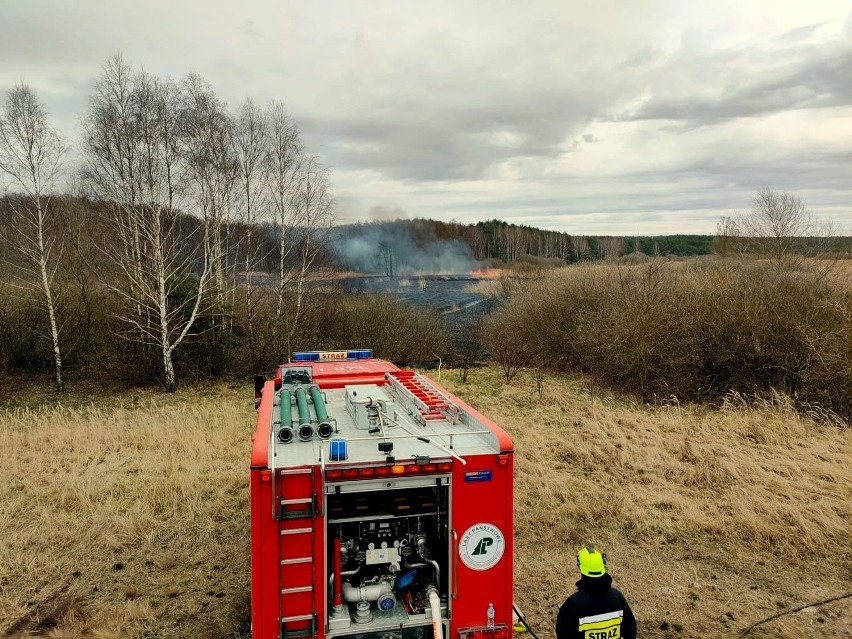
xmin=329 ymin=564 xmax=363 ymax=591
xmin=342 ymin=580 xmax=392 ymax=603
xmin=379 ymin=409 xmax=468 ymax=465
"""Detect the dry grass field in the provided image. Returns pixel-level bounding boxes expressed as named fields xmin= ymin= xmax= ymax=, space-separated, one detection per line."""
xmin=2 ymin=369 xmax=851 ymax=638
xmin=0 ymin=384 xmax=252 ymax=639
xmin=441 ymin=369 xmax=852 ymax=639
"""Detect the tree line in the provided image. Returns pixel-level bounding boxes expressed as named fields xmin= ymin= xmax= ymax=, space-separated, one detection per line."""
xmin=332 ymin=217 xmax=718 ymax=274
xmin=339 ymin=217 xmax=850 ymax=273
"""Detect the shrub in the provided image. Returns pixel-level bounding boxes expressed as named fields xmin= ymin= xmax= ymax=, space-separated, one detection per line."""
xmin=485 ymin=259 xmax=852 ymax=419
xmin=0 ymin=284 xmax=450 ymax=392
xmin=482 ymin=309 xmax=530 ymax=382
xmin=317 ymin=294 xmax=450 ymax=364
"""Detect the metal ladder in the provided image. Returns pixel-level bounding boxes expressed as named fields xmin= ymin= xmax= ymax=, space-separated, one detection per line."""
xmin=277 ymin=467 xmax=319 ymax=639
xmin=387 ymin=371 xmax=459 ymax=423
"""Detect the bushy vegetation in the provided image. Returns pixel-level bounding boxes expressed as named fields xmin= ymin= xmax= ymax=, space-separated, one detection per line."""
xmin=484 ymin=258 xmax=852 ymax=420
xmin=319 ymin=294 xmax=449 ymax=363
xmin=0 ymin=287 xmax=449 ymax=393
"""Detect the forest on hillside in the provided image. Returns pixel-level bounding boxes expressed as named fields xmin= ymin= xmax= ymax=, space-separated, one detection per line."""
xmin=330 ymin=219 xmax=851 ymax=275
xmin=330 ymin=218 xmax=716 ymax=274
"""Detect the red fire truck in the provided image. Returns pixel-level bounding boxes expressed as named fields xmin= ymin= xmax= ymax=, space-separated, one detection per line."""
xmin=250 ymin=350 xmax=514 ymax=639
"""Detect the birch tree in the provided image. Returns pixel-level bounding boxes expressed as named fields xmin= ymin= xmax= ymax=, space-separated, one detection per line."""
xmin=571 ymin=235 xmax=591 ymax=262
xmin=599 ymin=236 xmax=624 ymax=261
xmin=285 ymin=155 xmax=334 ymax=354
xmin=739 ymin=187 xmax=819 ymax=266
xmin=81 ymin=54 xmax=148 ymax=331
xmin=182 ymin=75 xmax=238 ymax=322
xmin=267 ymin=102 xmax=304 ymax=323
xmin=0 ymin=84 xmax=66 ymax=391
xmin=82 ymin=61 xmax=211 ymax=392
xmin=233 ymin=98 xmax=268 ymax=354
xmin=713 ymin=215 xmax=741 ymax=257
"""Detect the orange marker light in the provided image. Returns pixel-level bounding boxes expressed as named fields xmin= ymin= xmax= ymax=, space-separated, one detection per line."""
xmin=390 ymin=465 xmax=406 ymax=475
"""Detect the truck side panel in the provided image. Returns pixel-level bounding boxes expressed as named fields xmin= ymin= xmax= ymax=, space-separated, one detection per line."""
xmin=451 ymin=454 xmax=514 ymax=634
xmin=251 ymin=382 xmax=278 ymax=639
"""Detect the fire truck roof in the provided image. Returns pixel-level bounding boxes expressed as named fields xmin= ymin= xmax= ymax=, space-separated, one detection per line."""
xmin=253 ymin=355 xmax=513 ymax=470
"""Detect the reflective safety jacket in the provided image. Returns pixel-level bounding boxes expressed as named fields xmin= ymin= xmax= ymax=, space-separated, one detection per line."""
xmin=556 ymin=574 xmax=637 ymax=639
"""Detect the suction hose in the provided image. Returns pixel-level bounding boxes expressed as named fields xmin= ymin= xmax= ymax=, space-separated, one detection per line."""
xmin=298 ymin=423 xmax=314 ymax=442
xmin=310 ymin=386 xmax=333 ymax=438
xmin=278 ymin=389 xmax=294 ymax=443
xmin=295 ymin=387 xmax=313 ymax=441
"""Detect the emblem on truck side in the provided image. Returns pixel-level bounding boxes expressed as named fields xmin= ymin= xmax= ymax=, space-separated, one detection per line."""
xmin=459 ymin=523 xmax=505 ymax=570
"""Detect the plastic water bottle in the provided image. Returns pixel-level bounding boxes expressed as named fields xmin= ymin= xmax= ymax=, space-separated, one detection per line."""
xmin=486 ymin=602 xmax=495 ymax=630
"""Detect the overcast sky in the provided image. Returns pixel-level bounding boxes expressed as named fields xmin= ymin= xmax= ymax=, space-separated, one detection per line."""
xmin=2 ymin=1 xmax=850 ymax=234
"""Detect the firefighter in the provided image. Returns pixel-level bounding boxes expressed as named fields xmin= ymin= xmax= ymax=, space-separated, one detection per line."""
xmin=555 ymin=546 xmax=637 ymax=639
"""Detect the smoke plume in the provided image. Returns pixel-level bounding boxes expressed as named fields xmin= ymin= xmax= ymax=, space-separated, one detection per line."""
xmin=331 ymin=219 xmax=480 ymax=275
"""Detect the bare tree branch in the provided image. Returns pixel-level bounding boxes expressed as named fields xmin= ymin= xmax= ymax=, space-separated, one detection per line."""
xmin=738 ymin=187 xmax=833 ymax=266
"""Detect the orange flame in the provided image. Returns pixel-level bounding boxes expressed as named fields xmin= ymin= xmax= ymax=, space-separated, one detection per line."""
xmin=469 ymin=267 xmax=495 ymax=277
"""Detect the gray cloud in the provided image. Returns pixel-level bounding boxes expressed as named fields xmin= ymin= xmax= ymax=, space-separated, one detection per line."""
xmin=616 ymin=20 xmax=852 ymax=124
xmin=0 ymin=1 xmax=850 ymax=234
xmin=299 ymin=53 xmax=632 ymax=181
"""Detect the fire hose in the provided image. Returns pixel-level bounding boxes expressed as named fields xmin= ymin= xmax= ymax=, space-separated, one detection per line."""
xmin=426 ymin=587 xmax=441 ymax=639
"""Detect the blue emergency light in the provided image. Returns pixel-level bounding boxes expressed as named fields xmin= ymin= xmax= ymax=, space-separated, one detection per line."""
xmin=292 ymin=349 xmax=373 ymax=362
xmin=329 ymin=438 xmax=348 ymax=461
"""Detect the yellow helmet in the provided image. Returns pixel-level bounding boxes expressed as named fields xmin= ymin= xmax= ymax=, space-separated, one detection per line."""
xmin=577 ymin=546 xmax=607 ymax=577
